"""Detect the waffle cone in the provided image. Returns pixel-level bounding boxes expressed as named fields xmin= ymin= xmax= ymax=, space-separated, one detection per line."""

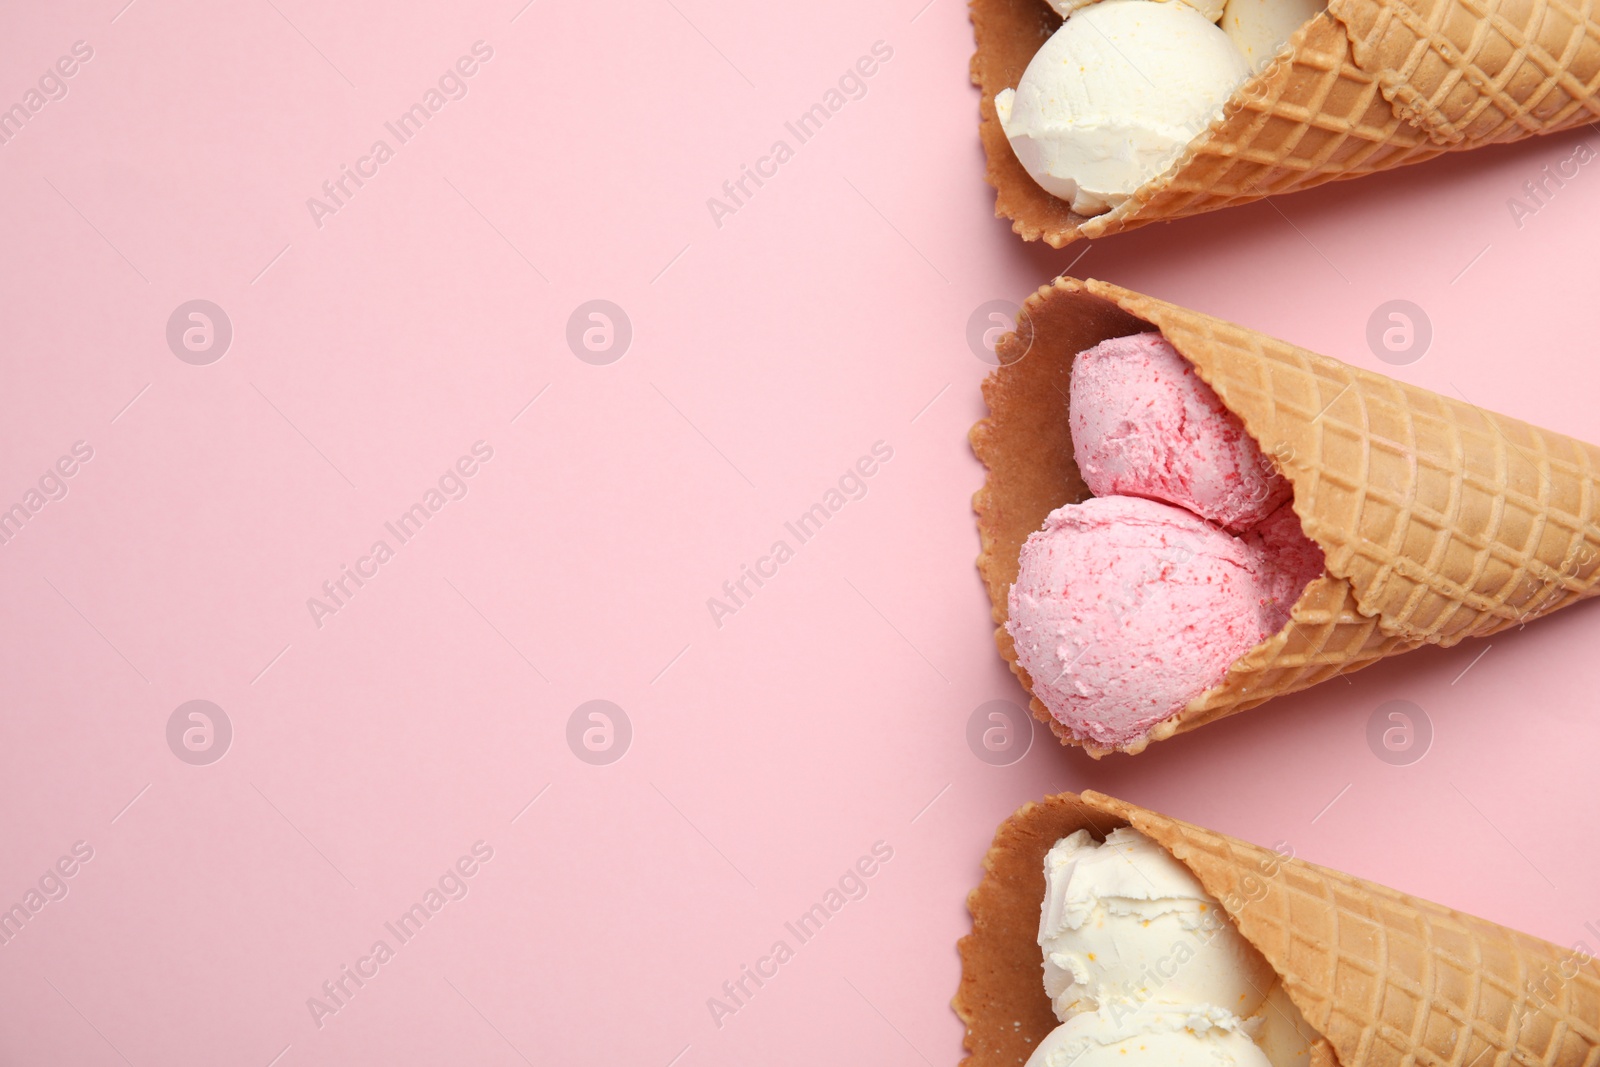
xmin=971 ymin=277 xmax=1600 ymax=755
xmin=955 ymin=791 xmax=1600 ymax=1067
xmin=971 ymin=0 xmax=1600 ymax=246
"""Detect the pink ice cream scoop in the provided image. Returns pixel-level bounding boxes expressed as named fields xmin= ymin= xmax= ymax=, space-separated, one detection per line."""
xmin=1246 ymin=501 xmax=1327 ymax=634
xmin=1006 ymin=495 xmax=1285 ymax=748
xmin=1070 ymin=332 xmax=1290 ymax=531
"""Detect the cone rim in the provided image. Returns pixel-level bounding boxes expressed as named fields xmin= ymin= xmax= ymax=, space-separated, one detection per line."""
xmin=970 ymin=275 xmax=1364 ymax=755
xmin=972 ymin=274 xmax=1600 ymax=754
xmin=954 ymin=788 xmax=1599 ymax=1067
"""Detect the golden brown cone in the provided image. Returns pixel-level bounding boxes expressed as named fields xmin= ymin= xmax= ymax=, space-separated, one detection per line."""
xmin=970 ymin=0 xmax=1600 ymax=247
xmin=954 ymin=791 xmax=1600 ymax=1067
xmin=970 ymin=277 xmax=1600 ymax=755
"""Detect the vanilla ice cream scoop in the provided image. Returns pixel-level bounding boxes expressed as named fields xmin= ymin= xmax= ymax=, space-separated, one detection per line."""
xmin=1040 ymin=828 xmax=1275 ymax=1021
xmin=1032 ymin=827 xmax=1322 ymax=1067
xmin=1026 ymin=1006 xmax=1273 ymax=1067
xmin=1223 ymin=0 xmax=1326 ymax=70
xmin=995 ymin=0 xmax=1249 ymax=216
xmin=1049 ymin=0 xmax=1227 ymax=24
xmin=1249 ymin=982 xmax=1323 ymax=1067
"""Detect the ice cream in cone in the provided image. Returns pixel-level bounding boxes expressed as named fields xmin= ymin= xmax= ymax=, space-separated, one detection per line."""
xmin=972 ymin=0 xmax=1600 ymax=246
xmin=954 ymin=790 xmax=1600 ymax=1067
xmin=972 ymin=276 xmax=1600 ymax=755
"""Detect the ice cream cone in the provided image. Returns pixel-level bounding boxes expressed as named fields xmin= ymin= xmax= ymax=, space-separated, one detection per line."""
xmin=972 ymin=277 xmax=1600 ymax=755
xmin=955 ymin=790 xmax=1600 ymax=1067
xmin=971 ymin=0 xmax=1600 ymax=246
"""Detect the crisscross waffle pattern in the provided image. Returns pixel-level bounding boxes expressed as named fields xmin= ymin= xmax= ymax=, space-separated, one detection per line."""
xmin=970 ymin=278 xmax=1600 ymax=754
xmin=1331 ymin=0 xmax=1600 ymax=144
xmin=1166 ymin=576 xmax=1419 ymax=740
xmin=971 ymin=0 xmax=1600 ymax=246
xmin=1089 ymin=791 xmax=1600 ymax=1067
xmin=1104 ymin=279 xmax=1600 ymax=648
xmin=955 ymin=792 xmax=1600 ymax=1067
xmin=1082 ymin=13 xmax=1444 ymax=240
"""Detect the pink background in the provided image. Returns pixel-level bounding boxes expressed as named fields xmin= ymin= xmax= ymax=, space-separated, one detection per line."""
xmin=3 ymin=0 xmax=1599 ymax=1063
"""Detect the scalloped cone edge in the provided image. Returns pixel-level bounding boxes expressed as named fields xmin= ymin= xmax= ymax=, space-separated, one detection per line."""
xmin=970 ymin=0 xmax=1600 ymax=247
xmin=971 ymin=277 xmax=1600 ymax=755
xmin=954 ymin=790 xmax=1600 ymax=1067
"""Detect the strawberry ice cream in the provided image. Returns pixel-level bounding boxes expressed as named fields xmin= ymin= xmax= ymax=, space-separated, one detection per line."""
xmin=1070 ymin=332 xmax=1289 ymax=531
xmin=1246 ymin=502 xmax=1326 ymax=633
xmin=1006 ymin=496 xmax=1284 ymax=747
xmin=1006 ymin=328 xmax=1325 ymax=750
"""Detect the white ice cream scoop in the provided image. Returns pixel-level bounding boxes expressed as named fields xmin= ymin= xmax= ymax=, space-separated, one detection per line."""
xmin=1025 ymin=1007 xmax=1274 ymax=1067
xmin=1039 ymin=828 xmax=1276 ymax=1022
xmin=1248 ymin=982 xmax=1323 ymax=1067
xmin=1222 ymin=0 xmax=1327 ymax=70
xmin=995 ymin=0 xmax=1250 ymax=215
xmin=1049 ymin=0 xmax=1227 ymax=24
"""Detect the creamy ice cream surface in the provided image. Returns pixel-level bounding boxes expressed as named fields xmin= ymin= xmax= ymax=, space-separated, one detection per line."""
xmin=1039 ymin=828 xmax=1274 ymax=1021
xmin=1008 ymin=328 xmax=1326 ymax=748
xmin=1070 ymin=332 xmax=1290 ymax=532
xmin=1223 ymin=0 xmax=1327 ymax=70
xmin=994 ymin=0 xmax=1249 ymax=215
xmin=1243 ymin=502 xmax=1326 ymax=633
xmin=1029 ymin=827 xmax=1321 ymax=1067
xmin=1249 ymin=982 xmax=1323 ymax=1067
xmin=1025 ymin=1006 xmax=1273 ymax=1067
xmin=1048 ymin=0 xmax=1227 ymax=23
xmin=1005 ymin=496 xmax=1283 ymax=748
